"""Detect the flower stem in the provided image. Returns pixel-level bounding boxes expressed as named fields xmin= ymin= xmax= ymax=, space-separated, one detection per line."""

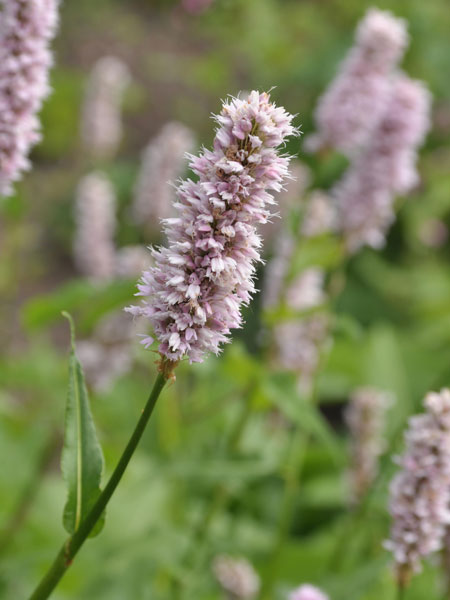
xmin=397 ymin=583 xmax=405 ymax=600
xmin=28 ymin=370 xmax=169 ymax=600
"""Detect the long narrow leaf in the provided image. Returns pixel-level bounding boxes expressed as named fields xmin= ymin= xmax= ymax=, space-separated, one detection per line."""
xmin=61 ymin=312 xmax=105 ymax=537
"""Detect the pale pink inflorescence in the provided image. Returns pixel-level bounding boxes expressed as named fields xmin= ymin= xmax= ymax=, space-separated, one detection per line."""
xmin=260 ymin=161 xmax=311 ymax=244
xmin=80 ymin=56 xmax=130 ymax=160
xmin=77 ymin=312 xmax=139 ymax=392
xmin=261 ymin=233 xmax=295 ymax=310
xmin=212 ymin=555 xmax=260 ymax=599
xmin=334 ymin=73 xmax=431 ymax=252
xmin=301 ymin=190 xmax=335 ymax=239
xmin=0 ymin=0 xmax=59 ymax=196
xmin=345 ymin=387 xmax=391 ymax=503
xmin=127 ymin=91 xmax=297 ymax=363
xmin=385 ymin=389 xmax=450 ymax=582
xmin=271 ymin=267 xmax=329 ymax=394
xmin=115 ymin=245 xmax=151 ymax=279
xmin=285 ymin=268 xmax=325 ymax=312
xmin=305 ymin=8 xmax=408 ymax=156
xmin=262 ymin=189 xmax=333 ymax=312
xmin=261 ymin=201 xmax=329 ymax=391
xmin=282 ymin=162 xmax=311 ymax=205
xmin=73 ymin=171 xmax=116 ymax=282
xmin=273 ymin=316 xmax=329 ymax=395
xmin=289 ymin=584 xmax=329 ymax=600
xmin=79 ymin=245 xmax=150 ymax=390
xmin=132 ymin=121 xmax=195 ymax=235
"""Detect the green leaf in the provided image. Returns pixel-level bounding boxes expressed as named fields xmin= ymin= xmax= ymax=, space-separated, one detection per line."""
xmin=164 ymin=455 xmax=280 ymax=484
xmin=364 ymin=325 xmax=412 ymax=430
xmin=22 ymin=278 xmax=135 ymax=334
xmin=61 ymin=312 xmax=105 ymax=537
xmin=289 ymin=236 xmax=345 ymax=275
xmin=263 ymin=303 xmax=328 ymax=329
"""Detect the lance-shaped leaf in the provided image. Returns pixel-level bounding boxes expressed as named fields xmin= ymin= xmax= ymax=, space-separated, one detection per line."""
xmin=61 ymin=312 xmax=105 ymax=537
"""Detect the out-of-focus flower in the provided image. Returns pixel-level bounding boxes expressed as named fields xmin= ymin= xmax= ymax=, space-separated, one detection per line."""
xmin=385 ymin=389 xmax=450 ymax=585
xmin=77 ymin=312 xmax=138 ymax=392
xmin=301 ymin=190 xmax=335 ymax=238
xmin=273 ymin=314 xmax=329 ymax=395
xmin=285 ymin=162 xmax=311 ymax=204
xmin=132 ymin=122 xmax=195 ymax=235
xmin=260 ymin=161 xmax=311 ymax=244
xmin=285 ymin=268 xmax=325 ymax=312
xmin=80 ymin=56 xmax=130 ymax=160
xmin=345 ymin=387 xmax=391 ymax=503
xmin=267 ymin=256 xmax=328 ymax=395
xmin=378 ymin=75 xmax=431 ymax=195
xmin=181 ymin=0 xmax=214 ymax=14
xmin=418 ymin=218 xmax=448 ymax=248
xmin=305 ymin=8 xmax=408 ymax=156
xmin=263 ymin=244 xmax=325 ymax=316
xmin=334 ymin=74 xmax=431 ymax=252
xmin=73 ymin=172 xmax=116 ymax=282
xmin=212 ymin=555 xmax=260 ymax=599
xmin=127 ymin=91 xmax=297 ymax=363
xmin=289 ymin=584 xmax=329 ymax=600
xmin=261 ymin=234 xmax=295 ymax=310
xmin=0 ymin=0 xmax=60 ymax=196
xmin=115 ymin=245 xmax=151 ymax=279
xmin=272 ymin=266 xmax=329 ymax=394
xmin=334 ymin=168 xmax=391 ymax=252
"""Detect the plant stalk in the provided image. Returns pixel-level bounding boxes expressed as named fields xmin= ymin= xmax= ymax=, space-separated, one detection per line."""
xmin=29 ymin=370 xmax=169 ymax=600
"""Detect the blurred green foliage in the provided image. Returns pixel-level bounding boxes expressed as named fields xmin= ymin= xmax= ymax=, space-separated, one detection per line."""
xmin=1 ymin=1 xmax=450 ymax=599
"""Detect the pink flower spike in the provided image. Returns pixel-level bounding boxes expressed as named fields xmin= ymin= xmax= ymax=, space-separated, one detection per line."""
xmin=0 ymin=0 xmax=60 ymax=196
xmin=128 ymin=91 xmax=298 ymax=363
xmin=385 ymin=389 xmax=450 ymax=583
xmin=334 ymin=73 xmax=431 ymax=252
xmin=132 ymin=122 xmax=195 ymax=234
xmin=306 ymin=8 xmax=408 ymax=156
xmin=73 ymin=172 xmax=117 ymax=282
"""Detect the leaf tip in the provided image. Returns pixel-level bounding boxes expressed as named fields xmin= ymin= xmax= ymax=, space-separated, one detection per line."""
xmin=62 ymin=311 xmax=76 ymax=349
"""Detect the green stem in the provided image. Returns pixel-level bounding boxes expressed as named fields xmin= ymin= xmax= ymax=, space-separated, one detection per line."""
xmin=29 ymin=371 xmax=169 ymax=600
